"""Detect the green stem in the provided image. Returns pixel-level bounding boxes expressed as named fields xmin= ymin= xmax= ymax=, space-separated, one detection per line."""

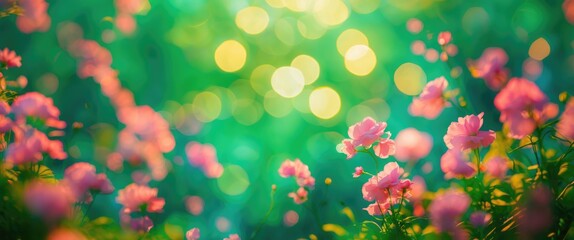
xmin=250 ymin=189 xmax=276 ymax=240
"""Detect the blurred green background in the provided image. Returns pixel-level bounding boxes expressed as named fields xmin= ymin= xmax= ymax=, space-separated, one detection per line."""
xmin=1 ymin=0 xmax=573 ymax=238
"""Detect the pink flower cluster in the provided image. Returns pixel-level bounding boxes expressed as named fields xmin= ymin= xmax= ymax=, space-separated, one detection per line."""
xmin=409 ymin=77 xmax=450 ymax=119
xmin=468 ymin=48 xmax=509 ymax=90
xmin=337 ymin=117 xmax=395 ymax=159
xmin=278 ymin=158 xmax=315 ymax=204
xmin=361 ymin=162 xmax=412 ymax=216
xmin=62 ymin=162 xmax=114 ymax=203
xmin=114 ymin=0 xmax=148 ymax=35
xmin=117 ymin=183 xmax=165 ymax=232
xmin=494 ymin=78 xmax=558 ymax=139
xmin=185 ymin=142 xmax=224 ymax=178
xmin=443 ymin=113 xmax=495 ymax=151
xmin=0 ymin=48 xmax=22 ymax=68
xmin=429 ymin=189 xmax=470 ymax=240
xmin=16 ymin=0 xmax=51 ymax=33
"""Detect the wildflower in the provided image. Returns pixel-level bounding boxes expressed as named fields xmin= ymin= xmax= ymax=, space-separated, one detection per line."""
xmin=470 ymin=211 xmax=492 ymax=228
xmin=0 ymin=48 xmax=22 ymax=68
xmin=440 ymin=150 xmax=475 ymax=179
xmin=185 ymin=142 xmax=224 ymax=178
xmin=361 ymin=162 xmax=412 ymax=215
xmin=24 ymin=181 xmax=75 ymax=221
xmin=186 ymin=228 xmax=200 ymax=240
xmin=409 ymin=77 xmax=450 ymax=119
xmin=394 ymin=128 xmax=433 ymax=162
xmin=116 ymin=183 xmax=165 ymax=213
xmin=63 ymin=162 xmax=114 ymax=202
xmin=278 ymin=158 xmax=315 ymax=188
xmin=443 ymin=113 xmax=496 ymax=151
xmin=11 ymin=92 xmax=66 ymax=129
xmin=5 ymin=127 xmax=67 ymax=165
xmin=557 ymin=98 xmax=574 ymax=140
xmin=337 ymin=139 xmax=356 ymax=159
xmin=130 ymin=216 xmax=154 ymax=233
xmin=429 ymin=189 xmax=470 ymax=239
xmin=373 ymin=138 xmax=396 ymax=159
xmin=288 ymin=187 xmax=309 ymax=204
xmin=353 ymin=166 xmax=364 ymax=178
xmin=494 ymin=78 xmax=558 ymax=139
xmin=347 ymin=117 xmax=387 ymax=148
xmin=468 ymin=48 xmax=509 ymax=90
xmin=484 ymin=156 xmax=508 ymax=179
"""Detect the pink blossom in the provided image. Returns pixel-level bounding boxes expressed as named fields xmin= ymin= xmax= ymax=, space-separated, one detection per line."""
xmin=116 ymin=183 xmax=165 ymax=213
xmin=16 ymin=0 xmax=51 ymax=33
xmin=363 ymin=201 xmax=390 ymax=216
xmin=11 ymin=92 xmax=66 ymax=129
xmin=278 ymin=158 xmax=315 ymax=188
xmin=224 ymin=234 xmax=241 ymax=240
xmin=470 ymin=211 xmax=492 ymax=228
xmin=64 ymin=162 xmax=114 ymax=201
xmin=0 ymin=48 xmax=22 ymax=68
xmin=373 ymin=138 xmax=396 ymax=158
xmin=557 ymin=99 xmax=574 ymax=140
xmin=336 ymin=139 xmax=356 ymax=159
xmin=185 ymin=142 xmax=224 ymax=178
xmin=394 ymin=128 xmax=433 ymax=162
xmin=494 ymin=78 xmax=558 ymax=139
xmin=361 ymin=162 xmax=412 ymax=215
xmin=437 ymin=31 xmax=452 ymax=45
xmin=409 ymin=77 xmax=450 ymax=119
xmin=117 ymin=106 xmax=175 ymax=153
xmin=186 ymin=228 xmax=200 ymax=240
xmin=440 ymin=150 xmax=475 ymax=179
xmin=24 ymin=181 xmax=75 ymax=221
xmin=288 ymin=187 xmax=309 ymax=204
xmin=353 ymin=166 xmax=364 ymax=178
xmin=443 ymin=113 xmax=496 ymax=151
xmin=484 ymin=156 xmax=508 ymax=179
xmin=347 ymin=117 xmax=387 ymax=148
xmin=429 ymin=189 xmax=470 ymax=237
xmin=5 ymin=127 xmax=67 ymax=165
xmin=469 ymin=48 xmax=509 ymax=90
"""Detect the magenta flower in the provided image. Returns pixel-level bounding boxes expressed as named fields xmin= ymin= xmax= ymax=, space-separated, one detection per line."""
xmin=24 ymin=181 xmax=75 ymax=221
xmin=409 ymin=77 xmax=450 ymax=119
xmin=437 ymin=31 xmax=452 ymax=45
xmin=440 ymin=150 xmax=475 ymax=179
xmin=353 ymin=166 xmax=364 ymax=178
xmin=0 ymin=48 xmax=22 ymax=68
xmin=469 ymin=48 xmax=509 ymax=90
xmin=186 ymin=228 xmax=200 ymax=240
xmin=484 ymin=156 xmax=508 ymax=179
xmin=116 ymin=183 xmax=165 ymax=213
xmin=394 ymin=128 xmax=433 ymax=162
xmin=494 ymin=78 xmax=558 ymax=139
xmin=373 ymin=138 xmax=396 ymax=159
xmin=557 ymin=99 xmax=574 ymax=140
xmin=470 ymin=211 xmax=492 ymax=228
xmin=429 ymin=189 xmax=470 ymax=238
xmin=185 ymin=142 xmax=224 ymax=178
xmin=288 ymin=187 xmax=309 ymax=204
xmin=443 ymin=113 xmax=496 ymax=151
xmin=347 ymin=117 xmax=387 ymax=148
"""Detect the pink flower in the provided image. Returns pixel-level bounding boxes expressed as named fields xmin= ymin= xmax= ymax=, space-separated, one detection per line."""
xmin=440 ymin=150 xmax=475 ymax=179
xmin=373 ymin=138 xmax=396 ymax=159
xmin=64 ymin=162 xmax=114 ymax=201
xmin=361 ymin=162 xmax=412 ymax=215
xmin=11 ymin=92 xmax=66 ymax=129
xmin=443 ymin=113 xmax=496 ymax=151
xmin=0 ymin=48 xmax=22 ymax=68
xmin=224 ymin=234 xmax=241 ymax=240
xmin=484 ymin=156 xmax=508 ymax=179
xmin=394 ymin=128 xmax=433 ymax=162
xmin=557 ymin=99 xmax=574 ymax=140
xmin=288 ymin=187 xmax=309 ymax=204
xmin=5 ymin=127 xmax=67 ymax=165
xmin=16 ymin=0 xmax=51 ymax=33
xmin=437 ymin=31 xmax=452 ymax=45
xmin=0 ymin=101 xmax=12 ymax=133
xmin=186 ymin=228 xmax=200 ymax=240
xmin=347 ymin=117 xmax=387 ymax=148
xmin=409 ymin=77 xmax=450 ymax=119
xmin=494 ymin=78 xmax=558 ymax=139
xmin=470 ymin=211 xmax=492 ymax=228
xmin=116 ymin=183 xmax=165 ymax=213
xmin=130 ymin=216 xmax=154 ymax=233
xmin=469 ymin=48 xmax=509 ymax=90
xmin=336 ymin=139 xmax=356 ymax=159
xmin=363 ymin=201 xmax=390 ymax=216
xmin=278 ymin=158 xmax=315 ymax=188
xmin=185 ymin=142 xmax=224 ymax=178
xmin=24 ymin=181 xmax=75 ymax=221
xmin=429 ymin=189 xmax=470 ymax=237
xmin=353 ymin=166 xmax=364 ymax=178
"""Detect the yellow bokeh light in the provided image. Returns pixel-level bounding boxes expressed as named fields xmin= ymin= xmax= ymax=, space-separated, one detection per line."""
xmin=297 ymin=15 xmax=327 ymax=40
xmin=250 ymin=64 xmax=276 ymax=96
xmin=349 ymin=0 xmax=380 ymax=14
xmin=313 ymin=0 xmax=349 ymax=27
xmin=284 ymin=0 xmax=312 ymax=12
xmin=344 ymin=45 xmax=377 ymax=76
xmin=214 ymin=40 xmax=247 ymax=72
xmin=217 ymin=165 xmax=250 ymax=196
xmin=192 ymin=91 xmax=222 ymax=122
xmin=233 ymin=99 xmax=264 ymax=126
xmin=291 ymin=55 xmax=320 ymax=85
xmin=274 ymin=18 xmax=297 ymax=46
xmin=235 ymin=7 xmax=269 ymax=35
xmin=529 ymin=38 xmax=550 ymax=61
xmin=394 ymin=62 xmax=427 ymax=95
xmin=309 ymin=87 xmax=341 ymax=119
xmin=264 ymin=91 xmax=293 ymax=118
xmin=337 ymin=29 xmax=369 ymax=56
xmin=271 ymin=66 xmax=305 ymax=98
xmin=265 ymin=0 xmax=284 ymax=8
